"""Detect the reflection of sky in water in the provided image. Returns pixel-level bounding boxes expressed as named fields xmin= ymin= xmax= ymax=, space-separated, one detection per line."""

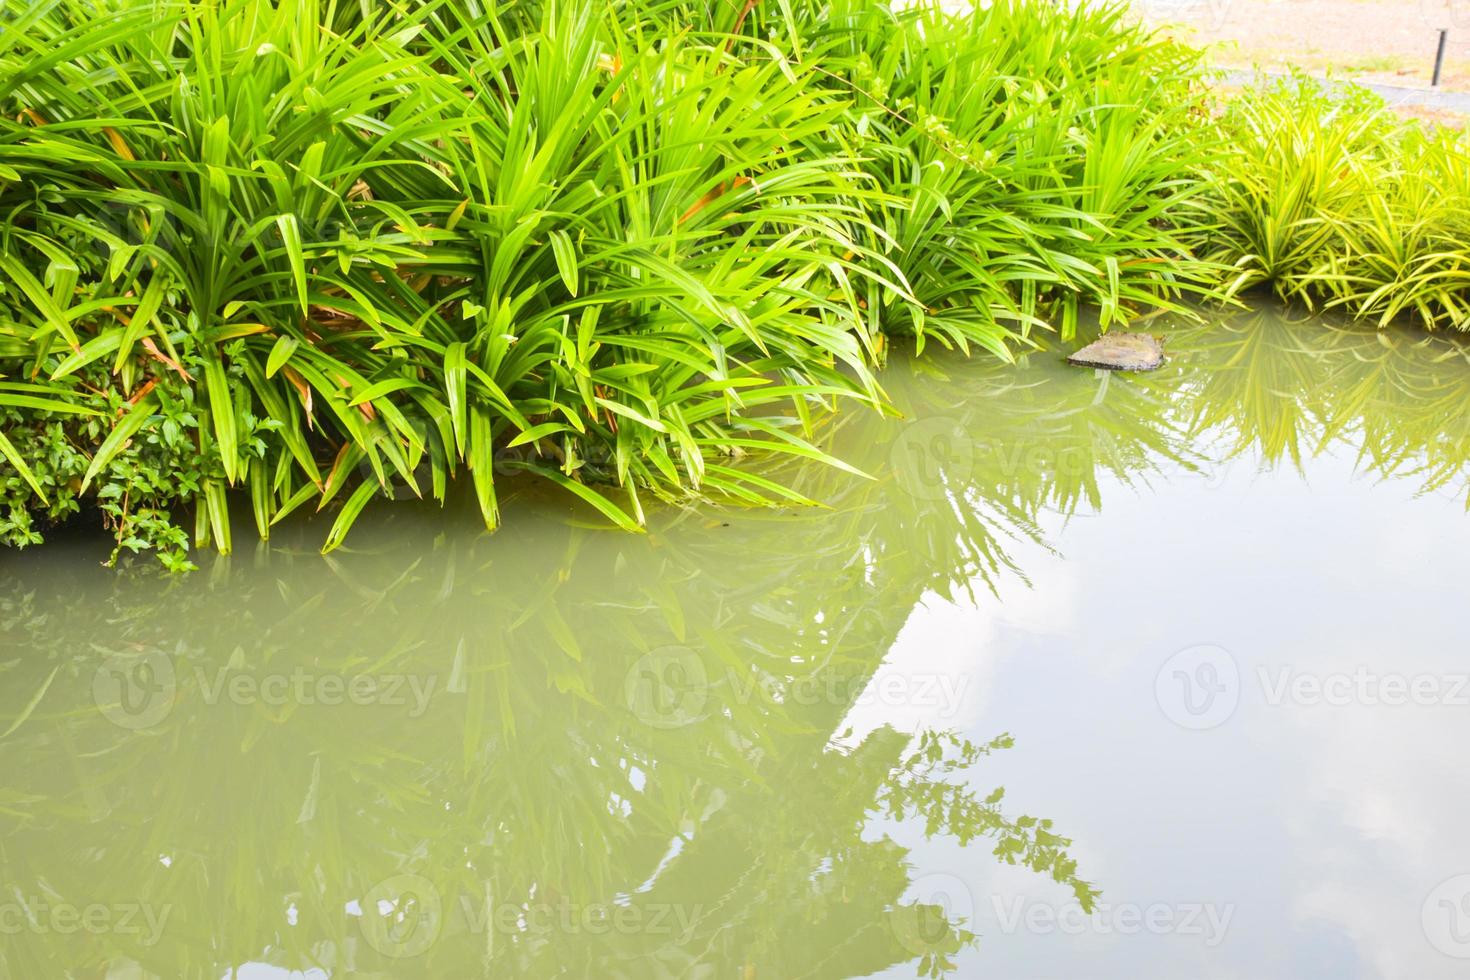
xmin=859 ymin=446 xmax=1470 ymax=979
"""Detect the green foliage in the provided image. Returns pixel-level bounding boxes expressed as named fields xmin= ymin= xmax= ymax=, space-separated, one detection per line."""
xmin=786 ymin=0 xmax=1222 ymax=352
xmin=1197 ymin=76 xmax=1470 ymax=330
xmin=0 ymin=0 xmax=1227 ymax=565
xmin=0 ymin=373 xmax=217 ymax=570
xmin=21 ymin=0 xmax=1460 ymax=569
xmin=0 ymin=0 xmax=896 ymax=563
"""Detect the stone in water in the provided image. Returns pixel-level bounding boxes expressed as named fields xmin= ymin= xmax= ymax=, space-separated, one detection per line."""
xmin=1066 ymin=332 xmax=1165 ymax=371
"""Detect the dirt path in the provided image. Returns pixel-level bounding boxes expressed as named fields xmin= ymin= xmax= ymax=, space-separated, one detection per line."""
xmin=1134 ymin=0 xmax=1470 ymax=93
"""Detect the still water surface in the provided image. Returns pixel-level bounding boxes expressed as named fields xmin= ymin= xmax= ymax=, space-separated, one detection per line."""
xmin=4 ymin=305 xmax=1470 ymax=979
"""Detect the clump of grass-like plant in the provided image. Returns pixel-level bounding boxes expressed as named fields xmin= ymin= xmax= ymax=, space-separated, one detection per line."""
xmin=1 ymin=0 xmax=894 ymax=566
xmin=0 ymin=0 xmax=1229 ymax=569
xmin=1197 ymin=76 xmax=1470 ymax=330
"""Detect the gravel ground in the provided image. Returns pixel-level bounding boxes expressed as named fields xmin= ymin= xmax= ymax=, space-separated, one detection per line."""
xmin=1133 ymin=0 xmax=1470 ymax=93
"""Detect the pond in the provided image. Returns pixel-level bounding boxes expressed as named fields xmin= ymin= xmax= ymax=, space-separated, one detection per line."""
xmin=4 ymin=304 xmax=1470 ymax=979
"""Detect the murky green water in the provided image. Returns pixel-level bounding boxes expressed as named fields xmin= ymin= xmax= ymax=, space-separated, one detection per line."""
xmin=5 ymin=305 xmax=1470 ymax=979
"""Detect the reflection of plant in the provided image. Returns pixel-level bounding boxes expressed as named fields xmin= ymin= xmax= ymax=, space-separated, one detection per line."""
xmin=1167 ymin=305 xmax=1470 ymax=505
xmin=883 ymin=731 xmax=1098 ymax=909
xmin=759 ymin=338 xmax=1197 ymax=603
xmin=0 ymin=509 xmax=1095 ymax=978
xmin=668 ymin=301 xmax=1470 ymax=632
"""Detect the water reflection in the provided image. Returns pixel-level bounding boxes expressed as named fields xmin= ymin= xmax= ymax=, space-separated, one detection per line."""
xmin=0 ymin=516 xmax=1097 ymax=978
xmin=836 ymin=303 xmax=1470 ymax=588
xmin=3 ymin=304 xmax=1469 ymax=978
